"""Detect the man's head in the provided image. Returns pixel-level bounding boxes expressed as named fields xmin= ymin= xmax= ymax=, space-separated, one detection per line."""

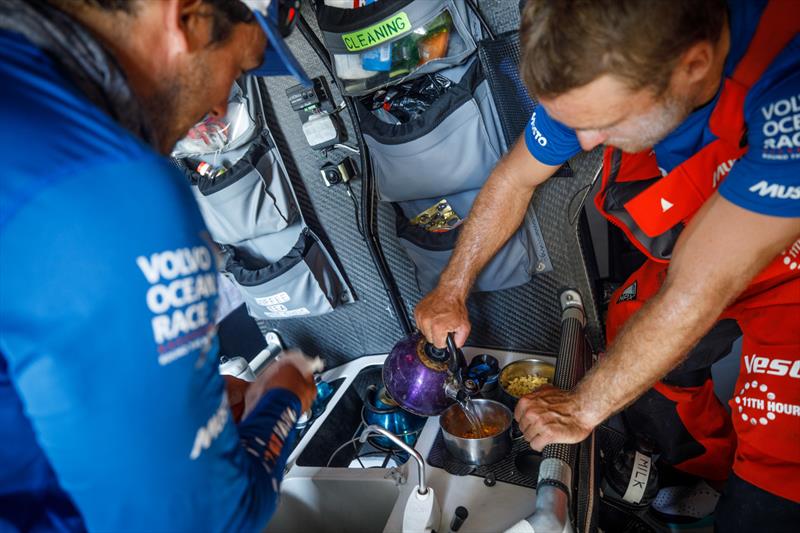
xmin=520 ymin=0 xmax=729 ymax=153
xmin=52 ymin=0 xmax=270 ymax=153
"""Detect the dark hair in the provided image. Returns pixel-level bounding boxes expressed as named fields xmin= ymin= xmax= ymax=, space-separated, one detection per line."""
xmin=519 ymin=0 xmax=726 ymax=98
xmin=58 ymin=0 xmax=255 ymax=44
xmin=203 ymin=0 xmax=255 ymax=44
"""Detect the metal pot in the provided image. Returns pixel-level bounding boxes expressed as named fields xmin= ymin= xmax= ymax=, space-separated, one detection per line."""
xmin=362 ymin=385 xmax=426 ymax=449
xmin=440 ymin=399 xmax=512 ymax=465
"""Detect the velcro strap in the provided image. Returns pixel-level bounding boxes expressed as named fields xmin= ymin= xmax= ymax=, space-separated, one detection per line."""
xmin=623 ymin=168 xmax=700 ymax=237
xmin=623 ymin=140 xmax=744 ymax=237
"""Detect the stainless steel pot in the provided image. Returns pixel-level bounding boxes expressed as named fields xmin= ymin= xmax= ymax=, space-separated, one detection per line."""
xmin=439 ymin=399 xmax=512 ymax=465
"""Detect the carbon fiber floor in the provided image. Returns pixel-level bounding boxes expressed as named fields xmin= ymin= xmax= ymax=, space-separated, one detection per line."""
xmin=255 ymin=0 xmax=605 ymax=366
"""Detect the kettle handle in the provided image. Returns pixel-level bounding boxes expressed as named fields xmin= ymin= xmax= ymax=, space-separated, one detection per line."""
xmin=445 ymin=332 xmax=458 ymax=359
xmin=445 ymin=332 xmax=461 ymax=376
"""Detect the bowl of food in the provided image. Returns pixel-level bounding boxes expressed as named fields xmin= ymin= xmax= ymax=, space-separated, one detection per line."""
xmin=499 ymin=359 xmax=555 ymax=407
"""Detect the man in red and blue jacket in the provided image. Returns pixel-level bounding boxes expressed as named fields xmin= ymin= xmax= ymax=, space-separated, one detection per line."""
xmin=416 ymin=0 xmax=799 ymax=529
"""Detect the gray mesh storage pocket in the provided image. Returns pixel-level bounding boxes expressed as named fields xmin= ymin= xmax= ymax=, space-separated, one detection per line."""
xmin=191 ymin=142 xmax=296 ymax=248
xmin=317 ymin=0 xmax=476 ymax=96
xmin=360 ymin=62 xmax=502 ymax=202
xmin=224 ymin=229 xmax=352 ymax=319
xmin=394 ymin=201 xmax=532 ymax=293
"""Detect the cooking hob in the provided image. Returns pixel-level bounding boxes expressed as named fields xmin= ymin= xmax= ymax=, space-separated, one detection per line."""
xmin=426 ymin=427 xmax=542 ymax=490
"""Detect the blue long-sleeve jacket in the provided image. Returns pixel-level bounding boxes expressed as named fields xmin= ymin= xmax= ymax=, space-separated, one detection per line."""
xmin=0 ymin=29 xmax=298 ymax=532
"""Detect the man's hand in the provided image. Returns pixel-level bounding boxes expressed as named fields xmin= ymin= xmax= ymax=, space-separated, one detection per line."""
xmin=242 ymin=351 xmax=318 ymax=419
xmin=414 ymin=287 xmax=471 ymax=348
xmin=514 ymin=386 xmax=596 ymax=450
xmin=224 ymin=375 xmax=250 ymax=423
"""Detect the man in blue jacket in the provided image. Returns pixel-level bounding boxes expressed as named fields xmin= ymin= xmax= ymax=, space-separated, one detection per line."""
xmin=0 ymin=0 xmax=316 ymax=531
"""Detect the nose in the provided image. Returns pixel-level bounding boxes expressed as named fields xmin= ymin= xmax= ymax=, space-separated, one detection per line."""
xmin=576 ymin=130 xmax=608 ymax=151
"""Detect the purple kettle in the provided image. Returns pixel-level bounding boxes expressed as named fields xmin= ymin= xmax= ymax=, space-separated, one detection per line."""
xmin=382 ymin=332 xmax=472 ymax=416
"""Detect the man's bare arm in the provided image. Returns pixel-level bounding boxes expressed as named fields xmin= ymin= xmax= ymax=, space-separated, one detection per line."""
xmin=415 ymin=138 xmax=561 ymax=347
xmin=516 ymin=193 xmax=800 ymax=449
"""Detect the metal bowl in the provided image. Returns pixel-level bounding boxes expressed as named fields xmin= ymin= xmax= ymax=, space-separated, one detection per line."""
xmin=498 ymin=359 xmax=555 ymax=407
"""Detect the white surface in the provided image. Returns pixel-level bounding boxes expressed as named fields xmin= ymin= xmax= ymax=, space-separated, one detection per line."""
xmin=504 ymin=519 xmax=536 ymax=533
xmin=273 ymin=348 xmax=557 ymax=533
xmin=402 ymin=486 xmax=441 ymax=533
xmin=267 ymin=475 xmax=400 ymax=532
xmin=219 ymin=356 xmax=255 ymax=381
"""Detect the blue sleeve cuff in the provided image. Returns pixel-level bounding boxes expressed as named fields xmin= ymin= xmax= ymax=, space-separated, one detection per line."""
xmin=242 ymin=388 xmax=302 ymax=428
xmin=718 ymin=180 xmax=800 ymax=217
xmin=523 ymin=109 xmax=581 ymax=166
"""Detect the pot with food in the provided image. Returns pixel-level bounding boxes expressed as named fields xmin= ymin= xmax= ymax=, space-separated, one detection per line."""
xmin=439 ymin=399 xmax=513 ymax=465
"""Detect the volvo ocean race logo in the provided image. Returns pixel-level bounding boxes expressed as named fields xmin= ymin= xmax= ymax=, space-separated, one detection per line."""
xmin=760 ymin=94 xmax=800 ymax=161
xmin=136 ymin=246 xmax=217 ymax=365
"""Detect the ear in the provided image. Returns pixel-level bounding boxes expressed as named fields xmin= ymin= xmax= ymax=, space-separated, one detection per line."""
xmin=162 ymin=0 xmax=213 ymax=56
xmin=674 ymin=40 xmax=715 ymax=88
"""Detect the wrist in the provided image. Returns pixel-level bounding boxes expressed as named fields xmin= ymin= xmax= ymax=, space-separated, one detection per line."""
xmin=436 ymin=275 xmax=471 ymax=302
xmin=571 ymin=388 xmax=606 ymax=430
xmin=243 ymin=386 xmax=303 ymax=422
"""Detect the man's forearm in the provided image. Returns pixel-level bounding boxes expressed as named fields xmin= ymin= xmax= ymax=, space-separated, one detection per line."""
xmin=437 ymin=141 xmax=558 ymax=299
xmin=574 ymin=195 xmax=800 ymax=427
xmin=574 ymin=277 xmax=729 ymax=426
xmin=439 ymin=164 xmax=535 ymax=298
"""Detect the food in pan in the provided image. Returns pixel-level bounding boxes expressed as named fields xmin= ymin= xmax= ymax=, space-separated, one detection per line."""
xmin=505 ymin=374 xmax=549 ymax=397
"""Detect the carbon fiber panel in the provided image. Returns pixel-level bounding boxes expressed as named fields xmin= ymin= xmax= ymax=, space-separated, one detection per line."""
xmin=252 ymin=1 xmax=604 ymax=367
xmin=254 ymin=23 xmax=408 ymax=367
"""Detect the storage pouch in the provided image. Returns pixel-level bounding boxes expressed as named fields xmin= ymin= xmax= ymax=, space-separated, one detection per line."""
xmin=189 ymin=140 xmax=297 ymax=249
xmin=224 ymin=229 xmax=352 ymax=319
xmin=359 ymin=61 xmax=502 ymax=202
xmin=317 ymin=0 xmax=476 ymax=96
xmin=393 ymin=195 xmax=534 ymax=293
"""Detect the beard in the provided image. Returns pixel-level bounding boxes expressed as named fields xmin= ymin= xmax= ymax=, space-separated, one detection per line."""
xmin=607 ymin=92 xmax=694 ymax=153
xmin=140 ymin=58 xmax=213 ymax=155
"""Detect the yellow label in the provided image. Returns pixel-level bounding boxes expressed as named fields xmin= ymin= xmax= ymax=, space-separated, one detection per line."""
xmin=341 ymin=12 xmax=412 ymax=52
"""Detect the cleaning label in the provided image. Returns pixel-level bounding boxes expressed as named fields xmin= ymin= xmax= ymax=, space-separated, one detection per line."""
xmin=358 ymin=0 xmax=392 ymax=71
xmin=342 ymin=12 xmax=412 ymax=52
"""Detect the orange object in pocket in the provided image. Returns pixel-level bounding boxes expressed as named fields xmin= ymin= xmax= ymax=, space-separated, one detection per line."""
xmin=418 ymin=29 xmax=449 ymax=65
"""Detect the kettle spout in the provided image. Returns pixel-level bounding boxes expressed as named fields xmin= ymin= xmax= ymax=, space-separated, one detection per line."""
xmin=444 ymin=380 xmax=469 ymax=403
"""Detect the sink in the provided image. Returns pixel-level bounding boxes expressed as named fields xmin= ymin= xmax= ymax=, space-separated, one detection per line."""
xmin=266 ymin=476 xmax=400 ymax=533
